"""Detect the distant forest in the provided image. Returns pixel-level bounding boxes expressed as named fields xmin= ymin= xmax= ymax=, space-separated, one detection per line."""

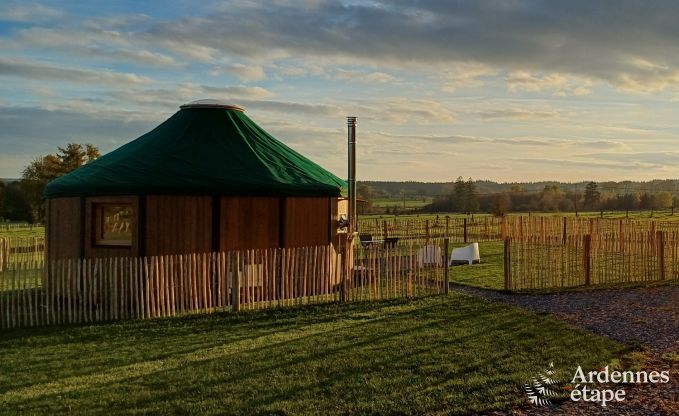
xmin=358 ymin=178 xmax=679 ymax=215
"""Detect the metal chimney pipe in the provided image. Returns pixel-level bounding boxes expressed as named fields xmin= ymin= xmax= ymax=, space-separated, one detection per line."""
xmin=347 ymin=116 xmax=357 ymax=233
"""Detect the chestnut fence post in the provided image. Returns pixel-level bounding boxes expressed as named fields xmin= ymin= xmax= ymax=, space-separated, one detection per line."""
xmin=443 ymin=238 xmax=450 ymax=294
xmin=657 ymin=231 xmax=665 ymax=280
xmin=583 ymin=235 xmax=591 ymax=286
xmin=463 ymin=218 xmax=468 ymax=244
xmin=503 ymin=237 xmax=512 ymax=290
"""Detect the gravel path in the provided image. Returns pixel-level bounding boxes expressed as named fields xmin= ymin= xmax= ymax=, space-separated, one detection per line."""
xmin=451 ymin=283 xmax=679 ymax=352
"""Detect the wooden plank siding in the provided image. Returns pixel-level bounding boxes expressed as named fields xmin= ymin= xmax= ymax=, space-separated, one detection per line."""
xmin=47 ymin=197 xmax=81 ymax=261
xmin=145 ymin=196 xmax=212 ymax=256
xmin=284 ymin=197 xmax=331 ymax=247
xmin=47 ymin=195 xmax=339 ymax=260
xmin=220 ymin=196 xmax=280 ymax=251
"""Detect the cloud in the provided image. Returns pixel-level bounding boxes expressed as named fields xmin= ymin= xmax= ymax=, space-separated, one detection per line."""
xmin=219 ymin=63 xmax=266 ymax=82
xmin=111 ymin=84 xmax=275 ymax=109
xmin=129 ymin=1 xmax=679 ymax=94
xmin=334 ymin=69 xmax=399 ymax=83
xmin=511 ymin=157 xmax=657 ymax=171
xmin=0 ymin=104 xmax=161 ymax=176
xmin=82 ymin=14 xmax=151 ymax=30
xmin=360 ymin=98 xmax=456 ymax=124
xmin=505 ymin=71 xmax=592 ymax=96
xmin=5 ymin=27 xmax=181 ymax=68
xmin=442 ymin=62 xmax=497 ymax=92
xmin=1 ymin=4 xmax=63 ymax=22
xmin=478 ymin=108 xmax=561 ymax=120
xmin=0 ymin=57 xmax=152 ymax=85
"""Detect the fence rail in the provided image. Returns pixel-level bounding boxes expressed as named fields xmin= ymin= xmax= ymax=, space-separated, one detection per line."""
xmin=0 ymin=238 xmax=450 ymax=329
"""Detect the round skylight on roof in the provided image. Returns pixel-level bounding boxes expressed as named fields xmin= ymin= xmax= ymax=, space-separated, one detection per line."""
xmin=180 ymin=99 xmax=245 ymax=111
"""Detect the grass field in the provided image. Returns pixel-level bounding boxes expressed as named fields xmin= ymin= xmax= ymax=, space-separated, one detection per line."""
xmin=0 ymin=294 xmax=630 ymax=415
xmin=360 ymin=210 xmax=679 ymax=221
xmin=448 ymin=241 xmax=505 ymax=290
xmin=372 ymin=197 xmax=434 ymax=209
xmin=0 ymin=226 xmax=44 ymax=239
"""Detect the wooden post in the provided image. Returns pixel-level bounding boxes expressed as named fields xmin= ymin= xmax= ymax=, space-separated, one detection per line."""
xmin=445 ymin=216 xmax=450 ymax=238
xmin=425 ymin=220 xmax=430 ymax=244
xmin=503 ymin=237 xmax=511 ymax=290
xmin=583 ymin=235 xmax=591 ymax=286
xmin=657 ymin=231 xmax=665 ymax=280
xmin=501 ymin=216 xmax=507 ymax=239
xmin=339 ymin=234 xmax=348 ymax=303
xmin=443 ymin=238 xmax=450 ymax=294
xmin=619 ymin=219 xmax=625 ymax=252
xmin=231 ymin=252 xmax=240 ymax=311
xmin=383 ymin=220 xmax=388 ymax=240
xmin=463 ymin=218 xmax=468 ymax=243
xmin=562 ymin=217 xmax=567 ymax=245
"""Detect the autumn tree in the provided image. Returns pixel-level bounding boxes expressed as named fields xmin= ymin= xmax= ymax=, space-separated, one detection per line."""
xmin=21 ymin=143 xmax=100 ymax=221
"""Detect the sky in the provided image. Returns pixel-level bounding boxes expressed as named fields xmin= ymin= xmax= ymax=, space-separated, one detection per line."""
xmin=2 ymin=1 xmax=679 ymax=183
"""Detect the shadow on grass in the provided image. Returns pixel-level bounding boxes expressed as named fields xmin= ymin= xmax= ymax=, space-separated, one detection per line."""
xmin=0 ymin=295 xmax=629 ymax=415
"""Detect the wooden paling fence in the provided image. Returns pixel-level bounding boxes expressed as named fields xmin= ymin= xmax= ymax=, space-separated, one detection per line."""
xmin=358 ymin=216 xmax=679 ymax=243
xmin=0 ymin=237 xmax=45 ymax=272
xmin=0 ymin=240 xmax=448 ymax=329
xmin=505 ymin=231 xmax=679 ymax=290
xmin=357 ymin=217 xmax=502 ymax=243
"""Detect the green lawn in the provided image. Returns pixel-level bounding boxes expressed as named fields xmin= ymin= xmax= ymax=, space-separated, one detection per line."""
xmin=360 ymin=210 xmax=679 ymax=221
xmin=0 ymin=294 xmax=629 ymax=415
xmin=448 ymin=241 xmax=505 ymax=290
xmin=0 ymin=226 xmax=45 ymax=239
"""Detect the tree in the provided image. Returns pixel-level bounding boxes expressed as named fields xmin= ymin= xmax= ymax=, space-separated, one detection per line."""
xmin=653 ymin=191 xmax=672 ymax=210
xmin=464 ymin=178 xmax=479 ymax=213
xmin=490 ymin=193 xmax=511 ymax=216
xmin=20 ymin=143 xmax=100 ymax=222
xmin=0 ymin=181 xmax=4 ymax=220
xmin=356 ymin=183 xmax=376 ymax=214
xmin=2 ymin=181 xmax=33 ymax=222
xmin=537 ymin=185 xmax=563 ymax=212
xmin=583 ymin=182 xmax=600 ymax=210
xmin=450 ymin=176 xmax=479 ymax=213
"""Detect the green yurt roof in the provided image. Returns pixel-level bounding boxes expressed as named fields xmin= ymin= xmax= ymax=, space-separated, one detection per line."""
xmin=44 ymin=100 xmax=346 ymax=198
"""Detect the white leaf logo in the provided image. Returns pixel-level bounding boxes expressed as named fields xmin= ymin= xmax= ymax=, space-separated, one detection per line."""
xmin=525 ymin=362 xmax=563 ymax=406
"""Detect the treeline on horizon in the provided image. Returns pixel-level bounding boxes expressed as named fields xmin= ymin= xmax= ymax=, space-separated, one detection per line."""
xmin=360 ymin=179 xmax=679 ymax=197
xmin=359 ymin=178 xmax=679 ymax=215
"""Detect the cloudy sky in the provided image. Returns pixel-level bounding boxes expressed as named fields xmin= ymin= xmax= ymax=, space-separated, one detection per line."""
xmin=2 ymin=1 xmax=679 ymax=182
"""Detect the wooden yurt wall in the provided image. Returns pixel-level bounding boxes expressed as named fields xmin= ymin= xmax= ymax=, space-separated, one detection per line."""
xmin=220 ymin=196 xmax=280 ymax=251
xmin=47 ymin=197 xmax=82 ymax=261
xmin=48 ymin=195 xmax=339 ymax=260
xmin=284 ymin=197 xmax=331 ymax=247
xmin=145 ymin=196 xmax=212 ymax=256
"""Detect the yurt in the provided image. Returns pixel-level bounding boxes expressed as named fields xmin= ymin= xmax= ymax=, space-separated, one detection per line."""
xmin=44 ymin=100 xmax=347 ymax=262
